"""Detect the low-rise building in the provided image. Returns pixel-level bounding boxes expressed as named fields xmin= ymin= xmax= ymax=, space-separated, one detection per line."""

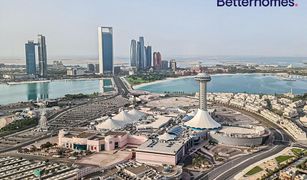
xmin=283 ymin=107 xmax=299 ymax=119
xmin=58 ymin=129 xmax=147 ymax=152
xmin=66 ymin=67 xmax=86 ymax=76
xmin=300 ymin=116 xmax=307 ymax=127
xmin=135 ymin=138 xmax=193 ymax=165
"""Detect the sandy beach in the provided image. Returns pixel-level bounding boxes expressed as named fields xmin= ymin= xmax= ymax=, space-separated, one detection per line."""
xmin=132 ymin=75 xmax=195 ymax=89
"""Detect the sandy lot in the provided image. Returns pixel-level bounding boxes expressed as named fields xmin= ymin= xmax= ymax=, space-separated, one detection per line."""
xmin=146 ymin=96 xmax=198 ymax=108
xmin=76 ymin=150 xmax=132 ymax=167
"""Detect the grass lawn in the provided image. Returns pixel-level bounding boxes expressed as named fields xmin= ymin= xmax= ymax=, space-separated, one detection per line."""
xmin=291 ymin=148 xmax=303 ymax=156
xmin=245 ymin=166 xmax=263 ymax=176
xmin=126 ymin=77 xmax=150 ymax=85
xmin=275 ymin=155 xmax=294 ymax=164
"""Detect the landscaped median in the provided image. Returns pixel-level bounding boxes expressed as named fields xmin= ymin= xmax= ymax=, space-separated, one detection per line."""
xmin=275 ymin=155 xmax=295 ymax=164
xmin=245 ymin=166 xmax=263 ymax=176
xmin=234 ymin=147 xmax=306 ymax=180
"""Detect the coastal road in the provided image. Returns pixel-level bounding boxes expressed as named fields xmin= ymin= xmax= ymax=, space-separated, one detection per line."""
xmin=195 ymin=105 xmax=291 ymax=180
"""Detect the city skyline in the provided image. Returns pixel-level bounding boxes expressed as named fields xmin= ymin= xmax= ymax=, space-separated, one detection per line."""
xmin=0 ymin=0 xmax=307 ymax=60
xmin=0 ymin=1 xmax=307 ymax=180
xmin=130 ymin=36 xmax=152 ymax=70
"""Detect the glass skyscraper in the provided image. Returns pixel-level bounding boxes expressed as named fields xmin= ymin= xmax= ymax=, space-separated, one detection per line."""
xmin=98 ymin=27 xmax=113 ymax=75
xmin=130 ymin=40 xmax=137 ymax=67
xmin=25 ymin=41 xmax=36 ymax=75
xmin=38 ymin=34 xmax=47 ymax=77
xmin=145 ymin=46 xmax=152 ymax=68
xmin=130 ymin=36 xmax=152 ymax=71
xmin=137 ymin=41 xmax=141 ymax=70
xmin=138 ymin=37 xmax=146 ymax=70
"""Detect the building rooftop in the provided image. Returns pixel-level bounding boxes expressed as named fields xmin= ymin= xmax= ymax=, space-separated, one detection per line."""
xmin=137 ymin=115 xmax=171 ymax=129
xmin=88 ymin=135 xmax=105 ymax=140
xmin=76 ymin=132 xmax=96 ymax=138
xmin=124 ymin=165 xmax=150 ymax=176
xmin=136 ymin=139 xmax=186 ymax=155
xmin=216 ymin=126 xmax=267 ymax=137
xmin=105 ymin=131 xmax=127 ymax=137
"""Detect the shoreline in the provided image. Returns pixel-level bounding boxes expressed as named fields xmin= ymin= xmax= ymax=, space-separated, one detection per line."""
xmin=2 ymin=77 xmax=111 ymax=85
xmin=132 ymin=73 xmax=276 ymax=90
xmin=5 ymin=80 xmax=51 ymax=85
xmin=132 ymin=75 xmax=195 ymax=89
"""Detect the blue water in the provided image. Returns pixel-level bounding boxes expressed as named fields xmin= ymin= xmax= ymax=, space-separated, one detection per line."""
xmin=0 ymin=79 xmax=112 ymax=105
xmin=136 ymin=74 xmax=307 ymax=95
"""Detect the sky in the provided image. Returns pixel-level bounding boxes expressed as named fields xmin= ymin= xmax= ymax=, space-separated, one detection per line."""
xmin=0 ymin=0 xmax=307 ymax=60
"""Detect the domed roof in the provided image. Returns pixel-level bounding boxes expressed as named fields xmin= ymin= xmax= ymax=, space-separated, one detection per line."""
xmin=184 ymin=109 xmax=221 ymax=130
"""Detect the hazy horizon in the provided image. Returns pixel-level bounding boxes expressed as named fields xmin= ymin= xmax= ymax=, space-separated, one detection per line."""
xmin=1 ymin=0 xmax=307 ymax=60
xmin=1 ymin=55 xmax=306 ymax=67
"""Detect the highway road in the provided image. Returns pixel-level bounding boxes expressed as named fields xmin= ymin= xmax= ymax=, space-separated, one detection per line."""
xmin=113 ymin=76 xmax=129 ymax=97
xmin=196 ymin=131 xmax=288 ymax=180
xmin=195 ymin=105 xmax=291 ymax=180
xmin=197 ymin=145 xmax=286 ymax=180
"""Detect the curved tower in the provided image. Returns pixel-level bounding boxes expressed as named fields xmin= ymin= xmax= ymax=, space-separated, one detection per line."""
xmin=38 ymin=34 xmax=47 ymax=78
xmin=130 ymin=40 xmax=137 ymax=67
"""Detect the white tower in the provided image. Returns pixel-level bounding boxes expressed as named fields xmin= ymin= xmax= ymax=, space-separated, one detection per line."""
xmin=195 ymin=73 xmax=211 ymax=111
xmin=184 ymin=73 xmax=221 ymax=130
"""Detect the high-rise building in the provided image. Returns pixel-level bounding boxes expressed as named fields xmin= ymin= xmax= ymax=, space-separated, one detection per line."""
xmin=130 ymin=40 xmax=137 ymax=67
xmin=38 ymin=35 xmax=47 ymax=77
xmin=136 ymin=41 xmax=141 ymax=70
xmin=98 ymin=27 xmax=113 ymax=75
xmin=25 ymin=41 xmax=36 ymax=75
xmin=161 ymin=60 xmax=168 ymax=70
xmin=170 ymin=59 xmax=177 ymax=72
xmin=138 ymin=37 xmax=146 ymax=69
xmin=153 ymin=52 xmax=162 ymax=69
xmin=132 ymin=36 xmax=151 ymax=71
xmin=145 ymin=46 xmax=152 ymax=68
